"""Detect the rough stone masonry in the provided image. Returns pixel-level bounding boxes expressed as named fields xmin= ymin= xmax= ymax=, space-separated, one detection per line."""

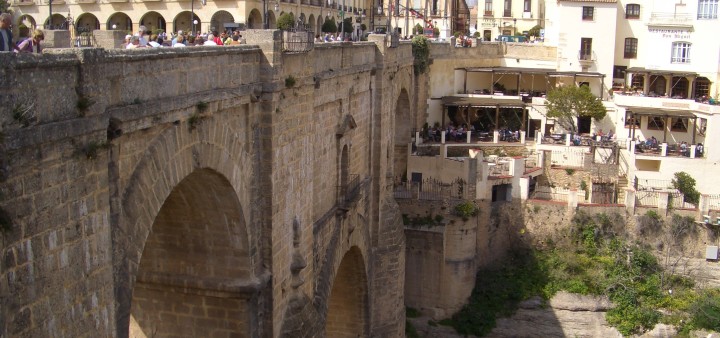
xmin=0 ymin=31 xmax=417 ymax=337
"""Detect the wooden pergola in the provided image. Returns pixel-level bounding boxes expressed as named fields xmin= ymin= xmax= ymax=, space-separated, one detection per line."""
xmin=440 ymin=96 xmax=527 ymax=132
xmin=625 ymin=106 xmax=700 ymax=144
xmin=457 ymin=67 xmax=607 ymax=99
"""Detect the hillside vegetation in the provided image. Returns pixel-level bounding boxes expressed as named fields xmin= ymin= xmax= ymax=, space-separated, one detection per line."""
xmin=441 ymin=211 xmax=720 ymax=336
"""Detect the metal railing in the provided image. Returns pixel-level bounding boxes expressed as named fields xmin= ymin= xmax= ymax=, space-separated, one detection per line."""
xmin=337 ymin=174 xmax=361 ymax=205
xmin=393 ymin=177 xmax=466 ymax=201
xmin=75 ymin=34 xmax=95 ymax=47
xmin=649 ymin=12 xmax=694 ymax=26
xmin=636 ymin=190 xmax=660 ymax=207
xmin=707 ymin=195 xmax=720 ymax=211
xmin=635 ymin=178 xmax=674 ymax=191
xmin=578 ymin=50 xmax=597 ymax=62
xmin=669 ymin=192 xmax=696 ymax=209
xmin=282 ymin=25 xmax=314 ymax=54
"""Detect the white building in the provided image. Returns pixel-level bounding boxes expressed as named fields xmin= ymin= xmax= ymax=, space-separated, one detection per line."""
xmin=427 ymin=0 xmax=720 ymax=197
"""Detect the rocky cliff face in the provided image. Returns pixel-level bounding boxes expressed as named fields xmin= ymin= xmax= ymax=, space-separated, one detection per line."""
xmin=408 ymin=291 xmax=714 ymax=338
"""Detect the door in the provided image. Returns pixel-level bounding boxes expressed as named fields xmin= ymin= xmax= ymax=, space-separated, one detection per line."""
xmin=580 ymin=38 xmax=592 ymax=60
xmin=577 ymin=116 xmax=591 ymax=134
xmin=528 ymin=119 xmax=541 ymax=138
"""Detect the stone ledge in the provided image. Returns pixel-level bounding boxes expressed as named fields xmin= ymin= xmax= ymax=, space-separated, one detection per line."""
xmin=136 ymin=270 xmax=271 ymax=298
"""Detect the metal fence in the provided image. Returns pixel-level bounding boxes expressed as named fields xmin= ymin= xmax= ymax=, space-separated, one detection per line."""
xmin=75 ymin=34 xmax=95 ymax=47
xmin=707 ymin=195 xmax=720 ymax=211
xmin=636 ymin=190 xmax=659 ymax=207
xmin=669 ymin=191 xmax=696 ymax=209
xmin=282 ymin=27 xmax=314 ymax=54
xmin=337 ymin=174 xmax=361 ymax=205
xmin=393 ymin=177 xmax=466 ymax=200
xmin=635 ymin=178 xmax=674 ymax=191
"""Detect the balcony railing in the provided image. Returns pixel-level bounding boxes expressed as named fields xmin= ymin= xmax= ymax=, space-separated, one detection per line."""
xmin=282 ymin=27 xmax=314 ymax=54
xmin=648 ymin=12 xmax=694 ymax=27
xmin=578 ymin=50 xmax=597 ymax=62
xmin=484 ymin=10 xmax=493 ymax=17
xmin=337 ymin=174 xmax=361 ymax=205
xmin=13 ymin=0 xmax=35 ymax=6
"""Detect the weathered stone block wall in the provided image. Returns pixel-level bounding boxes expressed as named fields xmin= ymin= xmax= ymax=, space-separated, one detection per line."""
xmin=0 ymin=51 xmax=115 ymax=335
xmin=1 ymin=36 xmax=413 ymax=338
xmin=401 ymin=199 xmax=478 ymax=319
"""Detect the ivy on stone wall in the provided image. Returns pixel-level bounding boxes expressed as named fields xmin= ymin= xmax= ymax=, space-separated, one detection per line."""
xmin=411 ymin=35 xmax=430 ymax=75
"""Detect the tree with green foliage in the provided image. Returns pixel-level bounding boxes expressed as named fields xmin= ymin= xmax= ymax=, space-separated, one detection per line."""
xmin=411 ymin=35 xmax=430 ymax=75
xmin=0 ymin=0 xmax=9 ymax=14
xmin=528 ymin=24 xmax=542 ymax=37
xmin=413 ymin=23 xmax=423 ymax=35
xmin=340 ymin=17 xmax=353 ymax=34
xmin=545 ymin=85 xmax=607 ymax=133
xmin=276 ymin=13 xmax=295 ymax=30
xmin=672 ymin=171 xmax=700 ymax=205
xmin=321 ymin=17 xmax=337 ymax=33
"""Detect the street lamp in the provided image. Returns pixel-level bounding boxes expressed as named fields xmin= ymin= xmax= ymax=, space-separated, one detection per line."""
xmin=47 ymin=0 xmax=54 ymax=29
xmin=112 ymin=24 xmax=117 ymax=30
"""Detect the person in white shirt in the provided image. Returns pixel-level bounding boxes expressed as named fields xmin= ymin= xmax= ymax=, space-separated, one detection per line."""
xmin=126 ymin=36 xmax=144 ymax=49
xmin=147 ymin=34 xmax=161 ymax=48
xmin=173 ymin=35 xmax=186 ymax=47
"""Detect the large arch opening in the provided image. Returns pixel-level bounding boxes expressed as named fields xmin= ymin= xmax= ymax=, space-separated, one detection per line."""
xmin=393 ymin=89 xmax=412 ymax=180
xmin=211 ymin=10 xmax=234 ymax=32
xmin=129 ymin=168 xmax=254 ymax=337
xmin=325 ymin=246 xmax=368 ymax=337
xmin=45 ymin=13 xmax=67 ymax=30
xmin=247 ymin=9 xmax=263 ymax=29
xmin=174 ymin=11 xmax=201 ymax=34
xmin=107 ymin=12 xmax=132 ymax=31
xmin=17 ymin=14 xmax=36 ymax=38
xmin=75 ymin=13 xmax=99 ymax=34
xmin=139 ymin=11 xmax=166 ymax=33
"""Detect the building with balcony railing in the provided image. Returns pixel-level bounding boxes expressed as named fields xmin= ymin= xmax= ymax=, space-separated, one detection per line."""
xmin=477 ymin=0 xmax=545 ymax=41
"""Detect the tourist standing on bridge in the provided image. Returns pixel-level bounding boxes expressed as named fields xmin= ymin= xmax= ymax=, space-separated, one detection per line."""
xmin=0 ymin=13 xmax=19 ymax=52
xmin=16 ymin=29 xmax=44 ymax=53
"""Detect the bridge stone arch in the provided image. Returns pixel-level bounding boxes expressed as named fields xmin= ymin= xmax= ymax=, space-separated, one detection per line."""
xmin=130 ymin=168 xmax=254 ymax=337
xmin=324 ymin=246 xmax=369 ymax=337
xmin=113 ymin=121 xmax=266 ymax=337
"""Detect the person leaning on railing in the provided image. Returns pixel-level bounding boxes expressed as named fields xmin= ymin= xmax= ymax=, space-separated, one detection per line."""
xmin=16 ymin=29 xmax=44 ymax=53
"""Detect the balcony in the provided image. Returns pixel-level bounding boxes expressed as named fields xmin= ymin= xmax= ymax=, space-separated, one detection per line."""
xmin=42 ymin=0 xmax=64 ymax=3
xmin=337 ymin=174 xmax=362 ymax=207
xmin=75 ymin=0 xmax=96 ymax=3
xmin=484 ymin=10 xmax=493 ymax=17
xmin=13 ymin=0 xmax=35 ymax=6
xmin=647 ymin=12 xmax=694 ymax=28
xmin=578 ymin=50 xmax=596 ymax=63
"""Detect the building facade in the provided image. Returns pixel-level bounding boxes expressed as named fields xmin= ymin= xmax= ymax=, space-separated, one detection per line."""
xmin=477 ymin=0 xmax=546 ymax=41
xmin=10 ymin=0 xmax=371 ymax=37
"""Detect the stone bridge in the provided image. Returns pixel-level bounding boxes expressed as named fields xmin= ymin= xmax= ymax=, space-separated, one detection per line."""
xmin=0 ymin=31 xmax=420 ymax=337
